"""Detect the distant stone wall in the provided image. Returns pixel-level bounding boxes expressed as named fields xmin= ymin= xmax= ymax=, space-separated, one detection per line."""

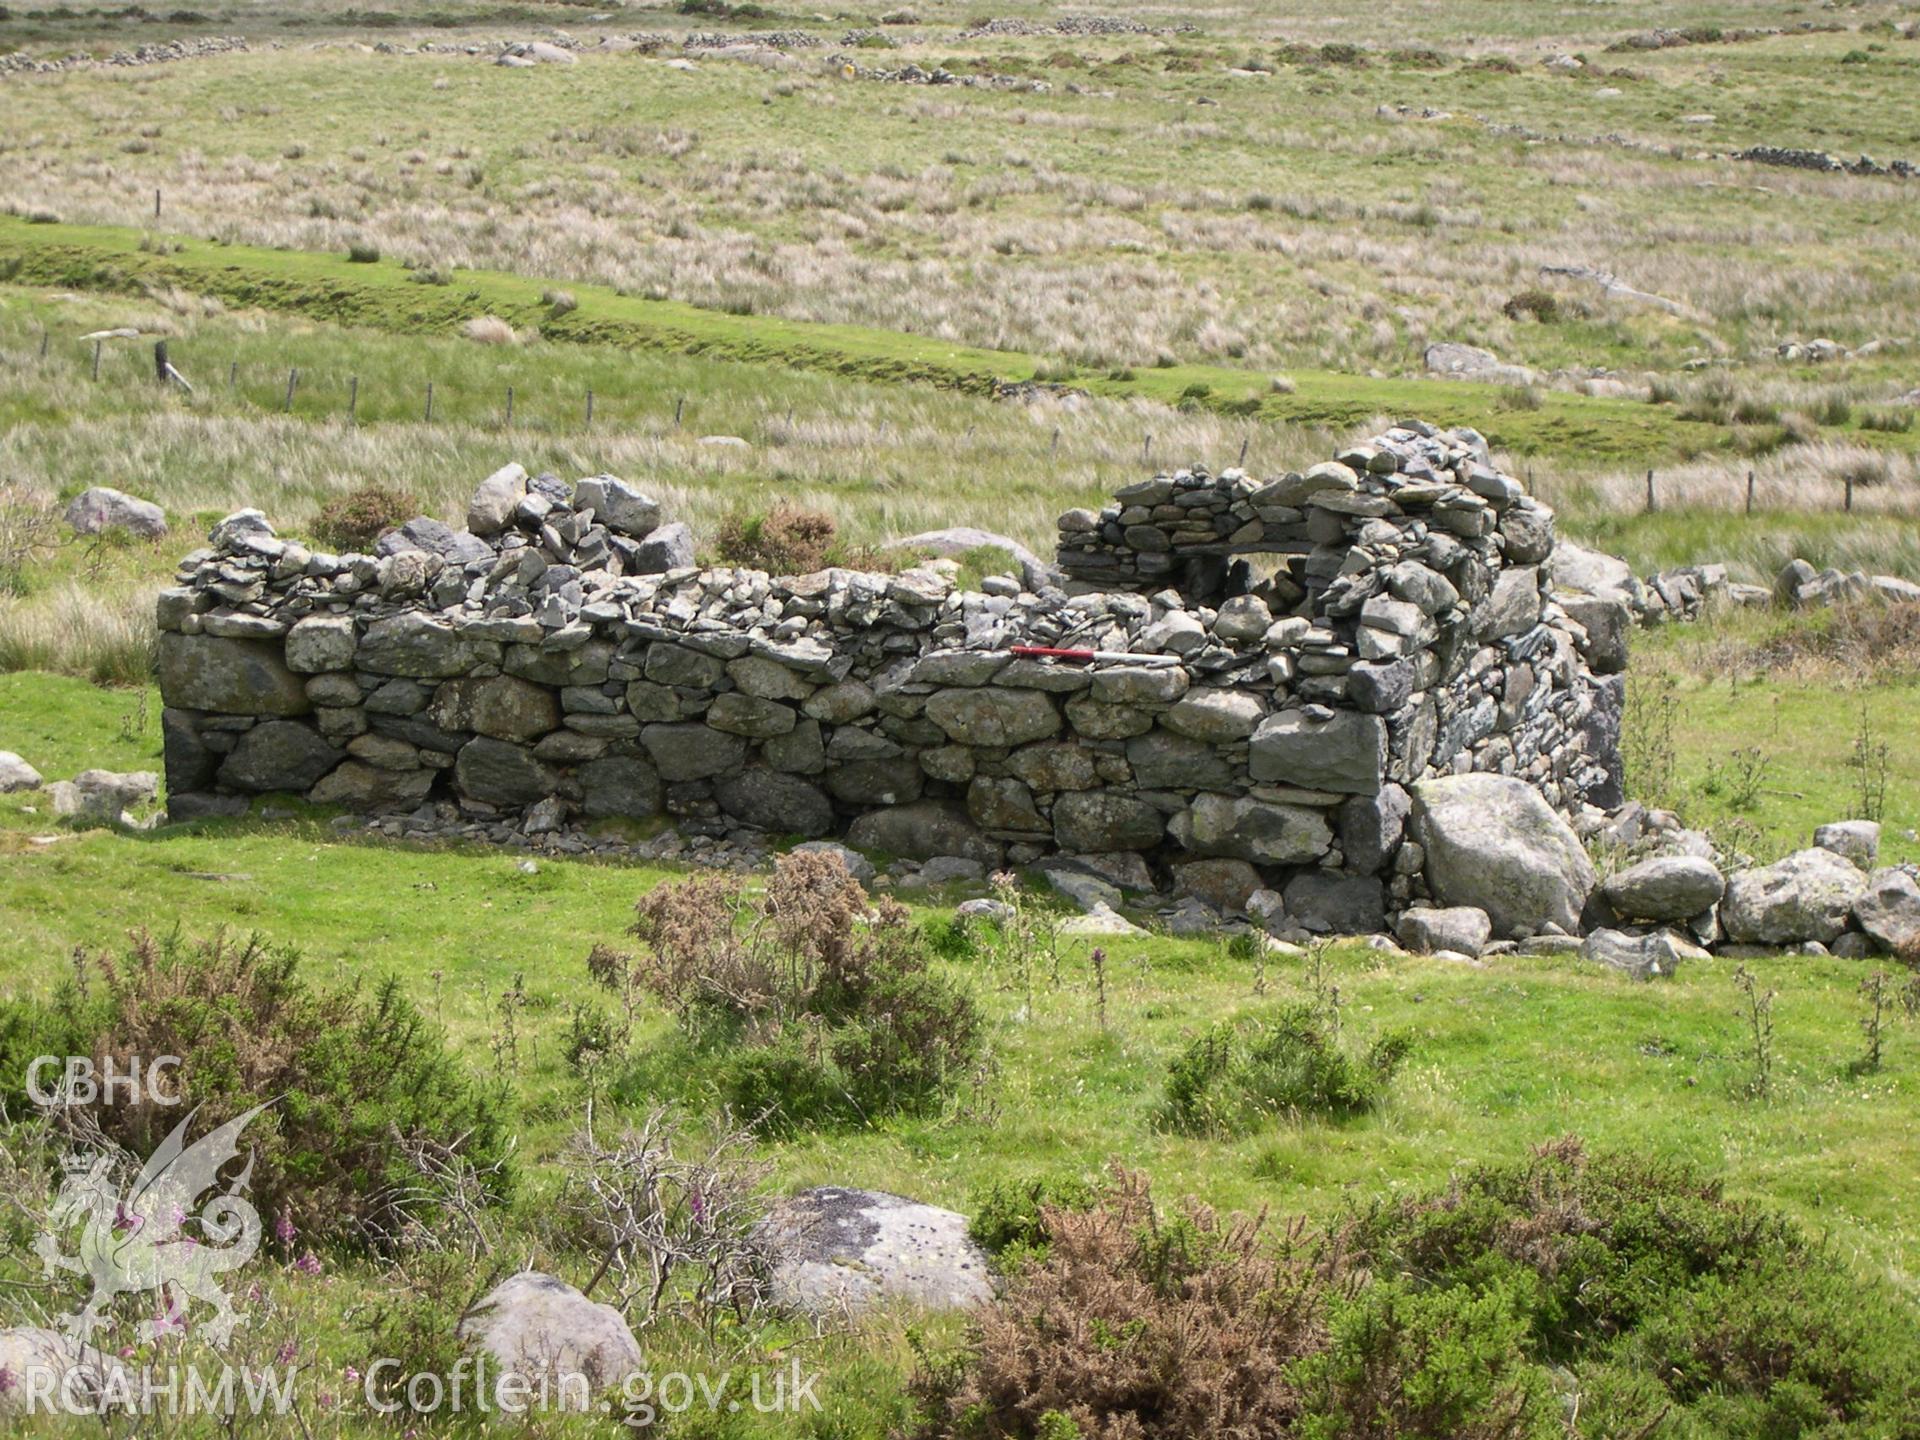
xmin=154 ymin=423 xmax=1622 ymax=927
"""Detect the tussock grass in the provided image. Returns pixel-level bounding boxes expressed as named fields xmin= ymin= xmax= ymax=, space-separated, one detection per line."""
xmin=0 ymin=574 xmax=158 ymax=686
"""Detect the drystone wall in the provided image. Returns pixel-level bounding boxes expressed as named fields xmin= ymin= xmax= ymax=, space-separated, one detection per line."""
xmin=154 ymin=422 xmax=1621 ymax=926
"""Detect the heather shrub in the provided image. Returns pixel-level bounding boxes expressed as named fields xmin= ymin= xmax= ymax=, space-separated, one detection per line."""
xmin=713 ymin=504 xmax=837 ymax=574
xmin=919 ymin=1142 xmax=1920 ymax=1439
xmin=619 ymin=851 xmax=983 ymax=1128
xmin=914 ymin=1168 xmax=1337 ymax=1439
xmin=0 ymin=931 xmax=511 ymax=1247
xmin=1501 ymin=288 xmax=1560 ymax=322
xmin=1345 ymin=1138 xmax=1920 ymax=1437
xmin=1164 ymin=1004 xmax=1410 ymax=1134
xmin=311 ymin=483 xmax=419 ymax=551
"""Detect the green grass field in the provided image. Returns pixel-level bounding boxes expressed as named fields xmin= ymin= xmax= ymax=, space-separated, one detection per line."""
xmin=2 ymin=671 xmax=1918 ymax=1436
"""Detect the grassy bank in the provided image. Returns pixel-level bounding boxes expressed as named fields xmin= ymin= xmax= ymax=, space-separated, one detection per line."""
xmin=0 ymin=216 xmax=1745 ymax=462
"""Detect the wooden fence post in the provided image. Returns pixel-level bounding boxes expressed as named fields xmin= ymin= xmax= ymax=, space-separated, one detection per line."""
xmin=1237 ymin=434 xmax=1249 ymax=467
xmin=153 ymin=340 xmax=171 ymax=385
xmin=425 ymin=382 xmax=435 ymax=423
xmin=284 ymin=368 xmax=298 ymax=413
xmin=1845 ymin=475 xmax=1855 ymax=512
xmin=1745 ymin=469 xmax=1755 ymax=515
xmin=1644 ymin=469 xmax=1656 ymax=513
xmin=91 ymin=341 xmax=102 ymax=380
xmin=154 ymin=188 xmax=161 ymax=220
xmin=38 ymin=328 xmax=48 ymax=360
xmin=585 ymin=388 xmax=594 ymax=427
xmin=1143 ymin=432 xmax=1153 ymax=464
xmin=228 ymin=360 xmax=237 ymax=389
xmin=348 ymin=375 xmax=359 ymax=424
xmin=674 ymin=396 xmax=685 ymax=428
xmin=505 ymin=386 xmax=514 ymax=428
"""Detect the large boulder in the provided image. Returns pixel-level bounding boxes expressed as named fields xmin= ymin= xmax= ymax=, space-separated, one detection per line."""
xmin=924 ymin=688 xmax=1059 ymax=747
xmin=308 ymin=760 xmax=435 ymax=810
xmin=65 ymin=487 xmax=166 ymax=539
xmin=759 ymin=1187 xmax=995 ymax=1317
xmin=1171 ymin=858 xmax=1264 ymax=914
xmin=715 ymin=768 xmax=834 ymax=837
xmin=706 ymin=692 xmax=799 ymax=738
xmin=1281 ymin=871 xmax=1385 ymax=935
xmin=217 ymin=721 xmax=343 ymax=792
xmin=1394 ymin=906 xmax=1492 ymax=957
xmin=0 ymin=751 xmax=43 ymax=793
xmin=639 ymin=723 xmax=747 ymax=782
xmin=1171 ymin=793 xmax=1331 ymax=865
xmin=457 ymin=1272 xmax=642 ymax=1406
xmin=1813 ymin=820 xmax=1879 ymax=870
xmin=1550 ymin=539 xmax=1636 ymax=601
xmin=1600 ymin=855 xmax=1724 ymax=923
xmin=1336 ymin=785 xmax=1409 ymax=872
xmin=845 ymin=801 xmax=1001 ymax=865
xmin=890 ymin=526 xmax=1055 ymax=591
xmin=1249 ymin=710 xmax=1387 ymax=794
xmin=357 ymin=613 xmax=497 ymax=678
xmin=1162 ymin=689 xmax=1265 ymax=741
xmin=1721 ymin=847 xmax=1867 ymax=946
xmin=1410 ymin=774 xmax=1595 ymax=937
xmin=466 ymin=462 xmax=528 ymax=536
xmin=1560 ymin=594 xmax=1631 ymax=674
xmin=1853 ymin=867 xmax=1920 ymax=953
xmin=826 ymin=757 xmax=925 ymax=806
xmin=1580 ymin=928 xmax=1691 ymax=981
xmin=284 ymin=615 xmax=357 ymax=674
xmin=157 ymin=633 xmax=311 ymax=716
xmin=576 ymin=756 xmax=663 ymax=818
xmin=1482 ymin=566 xmax=1541 ymax=639
xmin=631 ymin=521 xmax=695 ymax=574
xmin=1125 ymin=730 xmax=1234 ymax=790
xmin=454 ymin=738 xmax=562 ymax=808
xmin=573 ymin=475 xmax=659 ymax=537
xmin=1051 ymin=791 xmax=1165 ymax=852
xmin=429 ymin=676 xmax=560 ymax=742
xmin=49 ymin=769 xmax=159 ymax=825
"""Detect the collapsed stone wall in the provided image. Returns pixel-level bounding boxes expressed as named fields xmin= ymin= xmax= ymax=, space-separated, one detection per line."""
xmin=154 ymin=422 xmax=1622 ymax=928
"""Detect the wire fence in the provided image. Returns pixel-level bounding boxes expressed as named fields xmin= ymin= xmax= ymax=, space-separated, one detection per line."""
xmin=10 ymin=332 xmax=1900 ymax=515
xmin=8 ymin=331 xmax=1283 ymax=476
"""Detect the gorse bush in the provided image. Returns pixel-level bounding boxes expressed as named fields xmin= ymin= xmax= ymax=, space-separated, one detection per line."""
xmin=968 ymin=1173 xmax=1098 ymax=1264
xmin=917 ymin=1141 xmax=1920 ymax=1440
xmin=310 ymin=483 xmax=419 ymax=551
xmin=619 ymin=850 xmax=983 ymax=1129
xmin=0 ymin=931 xmax=511 ymax=1247
xmin=1164 ymin=1003 xmax=1410 ymax=1134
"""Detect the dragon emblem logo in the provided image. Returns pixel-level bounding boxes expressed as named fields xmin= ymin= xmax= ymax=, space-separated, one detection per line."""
xmin=34 ymin=1103 xmax=271 ymax=1348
